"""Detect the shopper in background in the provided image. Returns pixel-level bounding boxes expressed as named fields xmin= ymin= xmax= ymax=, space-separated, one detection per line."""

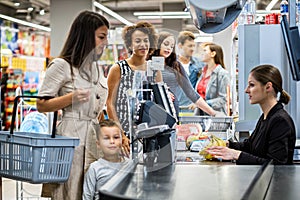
xmin=176 ymin=31 xmax=204 ymax=107
xmin=194 ymin=42 xmax=230 ymax=115
xmin=36 ymin=10 xmax=110 ymax=200
xmin=206 ymin=64 xmax=296 ymax=164
xmin=148 ymin=31 xmax=218 ymax=118
xmin=83 ymin=119 xmax=130 ymax=200
xmin=106 ymin=21 xmax=162 ymax=136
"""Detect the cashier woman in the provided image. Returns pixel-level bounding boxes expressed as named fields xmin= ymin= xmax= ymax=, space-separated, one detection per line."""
xmin=206 ymin=64 xmax=296 ymax=164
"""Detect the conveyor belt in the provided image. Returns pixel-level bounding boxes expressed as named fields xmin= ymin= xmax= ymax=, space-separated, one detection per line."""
xmin=100 ymin=155 xmax=300 ymax=200
xmin=100 ymin=162 xmax=261 ymax=200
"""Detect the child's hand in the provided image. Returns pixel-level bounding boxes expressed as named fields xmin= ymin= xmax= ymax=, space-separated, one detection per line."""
xmin=122 ymin=135 xmax=130 ymax=158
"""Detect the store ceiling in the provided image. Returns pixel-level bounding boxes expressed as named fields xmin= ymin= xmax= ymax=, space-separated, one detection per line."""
xmin=0 ymin=0 xmax=282 ymax=32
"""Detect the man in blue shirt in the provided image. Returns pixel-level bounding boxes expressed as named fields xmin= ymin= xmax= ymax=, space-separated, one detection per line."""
xmin=176 ymin=31 xmax=204 ymax=107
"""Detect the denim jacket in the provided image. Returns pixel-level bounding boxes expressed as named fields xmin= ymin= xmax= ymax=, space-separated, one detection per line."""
xmin=195 ymin=64 xmax=230 ymax=115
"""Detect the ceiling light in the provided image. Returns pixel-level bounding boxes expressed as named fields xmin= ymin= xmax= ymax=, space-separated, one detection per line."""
xmin=134 ymin=11 xmax=191 ymax=20
xmin=28 ymin=7 xmax=34 ymax=12
xmin=0 ymin=14 xmax=51 ymax=32
xmin=137 ymin=15 xmax=191 ymax=19
xmin=133 ymin=11 xmax=190 ymax=16
xmin=14 ymin=2 xmax=20 ymax=7
xmin=93 ymin=2 xmax=133 ymax=26
xmin=39 ymin=9 xmax=45 ymax=15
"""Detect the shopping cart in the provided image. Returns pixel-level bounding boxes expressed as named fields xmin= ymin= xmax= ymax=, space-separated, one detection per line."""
xmin=178 ymin=116 xmax=235 ymax=140
xmin=0 ymin=95 xmax=79 ymax=184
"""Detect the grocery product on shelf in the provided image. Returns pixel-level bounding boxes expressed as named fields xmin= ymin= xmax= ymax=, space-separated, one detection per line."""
xmin=280 ymin=0 xmax=289 ymax=17
xmin=279 ymin=0 xmax=288 ymax=22
xmin=0 ymin=55 xmax=45 ymax=130
xmin=246 ymin=0 xmax=256 ymax=24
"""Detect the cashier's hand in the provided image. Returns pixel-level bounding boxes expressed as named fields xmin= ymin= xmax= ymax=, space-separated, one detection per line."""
xmin=121 ymin=133 xmax=130 ymax=158
xmin=205 ymin=146 xmax=241 ymax=161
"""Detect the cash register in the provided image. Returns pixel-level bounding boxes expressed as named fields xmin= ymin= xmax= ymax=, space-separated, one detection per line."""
xmin=128 ymin=58 xmax=177 ymax=170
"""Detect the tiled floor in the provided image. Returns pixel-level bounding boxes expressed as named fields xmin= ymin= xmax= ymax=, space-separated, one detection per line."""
xmin=1 ymin=178 xmax=49 ymax=200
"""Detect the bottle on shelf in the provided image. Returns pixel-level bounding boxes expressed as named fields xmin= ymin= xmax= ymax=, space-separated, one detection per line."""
xmin=238 ymin=4 xmax=248 ymax=25
xmin=246 ymin=0 xmax=256 ymax=24
xmin=280 ymin=0 xmax=289 ymax=22
xmin=245 ymin=0 xmax=256 ymax=24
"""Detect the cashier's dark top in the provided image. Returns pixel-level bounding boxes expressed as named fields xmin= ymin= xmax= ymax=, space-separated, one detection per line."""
xmin=229 ymin=103 xmax=296 ymax=165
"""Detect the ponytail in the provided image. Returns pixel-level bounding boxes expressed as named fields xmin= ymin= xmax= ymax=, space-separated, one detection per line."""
xmin=279 ymin=90 xmax=291 ymax=104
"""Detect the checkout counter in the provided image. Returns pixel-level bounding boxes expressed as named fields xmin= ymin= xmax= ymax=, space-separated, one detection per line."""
xmin=99 ymin=154 xmax=300 ymax=200
xmin=112 ymin=68 xmax=300 ymax=200
xmin=98 ymin=112 xmax=299 ymax=200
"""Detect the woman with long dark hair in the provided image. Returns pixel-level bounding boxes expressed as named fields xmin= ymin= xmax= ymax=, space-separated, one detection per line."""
xmin=149 ymin=31 xmax=218 ymax=118
xmin=37 ymin=10 xmax=110 ymax=199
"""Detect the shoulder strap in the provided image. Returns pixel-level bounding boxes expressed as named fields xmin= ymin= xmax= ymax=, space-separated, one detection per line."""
xmin=117 ymin=60 xmax=131 ymax=75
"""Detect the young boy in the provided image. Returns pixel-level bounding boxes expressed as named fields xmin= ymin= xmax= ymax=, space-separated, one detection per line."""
xmin=83 ymin=119 xmax=129 ymax=200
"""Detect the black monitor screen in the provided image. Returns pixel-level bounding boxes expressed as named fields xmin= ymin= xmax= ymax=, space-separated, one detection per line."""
xmin=280 ymin=15 xmax=300 ymax=81
xmin=151 ymin=83 xmax=175 ymax=117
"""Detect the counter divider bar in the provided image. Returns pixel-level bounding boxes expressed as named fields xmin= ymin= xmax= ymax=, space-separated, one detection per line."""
xmin=241 ymin=160 xmax=274 ymax=200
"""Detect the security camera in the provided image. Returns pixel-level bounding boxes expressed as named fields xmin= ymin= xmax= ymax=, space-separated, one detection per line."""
xmin=186 ymin=0 xmax=246 ymax=33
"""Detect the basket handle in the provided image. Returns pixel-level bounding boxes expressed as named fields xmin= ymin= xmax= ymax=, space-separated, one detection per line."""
xmin=10 ymin=95 xmax=57 ymax=138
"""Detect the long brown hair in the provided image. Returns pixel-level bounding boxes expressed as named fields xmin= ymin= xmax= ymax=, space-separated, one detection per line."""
xmin=251 ymin=64 xmax=290 ymax=104
xmin=149 ymin=31 xmax=182 ymax=74
xmin=59 ymin=10 xmax=109 ymax=68
xmin=201 ymin=42 xmax=225 ymax=69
